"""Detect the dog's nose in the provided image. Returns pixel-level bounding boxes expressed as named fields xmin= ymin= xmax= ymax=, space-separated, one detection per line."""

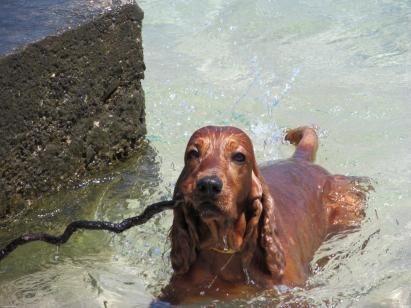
xmin=196 ymin=176 xmax=223 ymax=196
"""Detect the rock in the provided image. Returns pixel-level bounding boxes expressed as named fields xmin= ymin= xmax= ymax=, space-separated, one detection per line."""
xmin=0 ymin=4 xmax=146 ymax=216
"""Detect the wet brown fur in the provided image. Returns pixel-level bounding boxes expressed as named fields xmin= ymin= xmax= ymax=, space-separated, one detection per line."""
xmin=160 ymin=126 xmax=371 ymax=304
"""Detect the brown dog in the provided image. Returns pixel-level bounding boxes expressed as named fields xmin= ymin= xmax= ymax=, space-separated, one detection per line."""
xmin=160 ymin=126 xmax=370 ymax=304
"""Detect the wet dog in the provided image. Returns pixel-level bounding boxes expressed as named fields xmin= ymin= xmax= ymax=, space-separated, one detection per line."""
xmin=160 ymin=126 xmax=370 ymax=304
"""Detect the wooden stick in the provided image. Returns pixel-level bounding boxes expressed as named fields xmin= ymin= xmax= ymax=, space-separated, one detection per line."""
xmin=0 ymin=199 xmax=176 ymax=262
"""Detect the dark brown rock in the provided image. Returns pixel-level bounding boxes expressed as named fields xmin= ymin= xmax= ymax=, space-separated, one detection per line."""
xmin=0 ymin=4 xmax=146 ymax=216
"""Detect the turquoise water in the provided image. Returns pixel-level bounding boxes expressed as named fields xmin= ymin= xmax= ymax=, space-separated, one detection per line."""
xmin=1 ymin=0 xmax=410 ymax=306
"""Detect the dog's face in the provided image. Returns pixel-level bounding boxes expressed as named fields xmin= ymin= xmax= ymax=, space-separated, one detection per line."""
xmin=176 ymin=126 xmax=258 ymax=252
xmin=171 ymin=126 xmax=285 ymax=280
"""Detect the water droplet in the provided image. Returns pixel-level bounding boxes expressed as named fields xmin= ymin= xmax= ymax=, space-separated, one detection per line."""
xmin=222 ymin=235 xmax=228 ymax=251
xmin=243 ymin=268 xmax=255 ymax=285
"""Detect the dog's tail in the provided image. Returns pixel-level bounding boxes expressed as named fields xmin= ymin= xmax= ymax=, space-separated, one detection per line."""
xmin=285 ymin=127 xmax=318 ymax=162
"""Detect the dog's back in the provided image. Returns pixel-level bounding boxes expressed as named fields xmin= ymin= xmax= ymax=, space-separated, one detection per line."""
xmin=261 ymin=127 xmax=370 ymax=284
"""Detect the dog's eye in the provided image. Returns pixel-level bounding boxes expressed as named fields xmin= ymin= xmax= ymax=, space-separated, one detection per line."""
xmin=232 ymin=152 xmax=246 ymax=163
xmin=186 ymin=149 xmax=200 ymax=160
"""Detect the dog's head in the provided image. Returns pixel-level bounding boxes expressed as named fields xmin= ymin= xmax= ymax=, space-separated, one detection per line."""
xmin=170 ymin=126 xmax=284 ymax=282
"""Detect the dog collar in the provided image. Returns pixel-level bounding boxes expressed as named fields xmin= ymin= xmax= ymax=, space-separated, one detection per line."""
xmin=210 ymin=247 xmax=240 ymax=254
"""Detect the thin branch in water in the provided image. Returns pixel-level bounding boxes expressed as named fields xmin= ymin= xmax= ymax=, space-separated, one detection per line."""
xmin=0 ymin=199 xmax=176 ymax=262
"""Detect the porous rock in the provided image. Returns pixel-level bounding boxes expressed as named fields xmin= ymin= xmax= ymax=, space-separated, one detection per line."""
xmin=0 ymin=4 xmax=146 ymax=216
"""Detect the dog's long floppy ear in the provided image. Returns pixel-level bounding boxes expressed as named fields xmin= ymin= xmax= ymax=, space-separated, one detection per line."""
xmin=242 ymin=166 xmax=285 ymax=281
xmin=169 ymin=171 xmax=199 ymax=275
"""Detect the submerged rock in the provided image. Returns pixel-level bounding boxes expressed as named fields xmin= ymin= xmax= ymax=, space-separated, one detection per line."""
xmin=0 ymin=4 xmax=146 ymax=216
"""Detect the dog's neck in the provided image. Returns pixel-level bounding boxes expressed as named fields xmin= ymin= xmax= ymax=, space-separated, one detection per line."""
xmin=197 ymin=211 xmax=248 ymax=252
xmin=165 ymin=248 xmax=263 ymax=304
xmin=196 ymin=249 xmax=247 ymax=283
xmin=191 ymin=244 xmax=273 ymax=289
